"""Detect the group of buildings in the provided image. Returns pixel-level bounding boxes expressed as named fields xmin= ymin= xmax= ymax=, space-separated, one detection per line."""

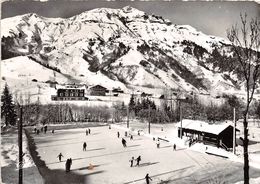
xmin=51 ymin=84 xmax=124 ymax=101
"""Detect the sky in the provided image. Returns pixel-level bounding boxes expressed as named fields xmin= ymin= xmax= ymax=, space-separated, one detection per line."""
xmin=1 ymin=1 xmax=259 ymax=39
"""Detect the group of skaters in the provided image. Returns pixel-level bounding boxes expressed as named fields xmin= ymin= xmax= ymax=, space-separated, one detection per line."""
xmin=117 ymin=131 xmax=134 ymax=147
xmin=83 ymin=128 xmax=91 ymax=150
xmin=154 ymin=137 xmax=177 ymax=151
xmin=86 ymin=128 xmax=91 ymax=135
xmin=65 ymin=158 xmax=73 ymax=172
xmin=129 ymin=155 xmax=141 ymax=167
xmin=34 ymin=125 xmax=49 ymax=134
xmin=57 ymin=153 xmax=72 ymax=172
xmin=55 ymin=128 xmax=92 ymax=172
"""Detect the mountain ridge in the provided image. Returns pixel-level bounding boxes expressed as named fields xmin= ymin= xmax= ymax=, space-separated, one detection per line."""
xmin=1 ymin=6 xmax=243 ymax=102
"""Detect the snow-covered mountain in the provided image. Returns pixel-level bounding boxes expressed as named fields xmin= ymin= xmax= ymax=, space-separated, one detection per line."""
xmin=1 ymin=6 xmax=243 ymax=102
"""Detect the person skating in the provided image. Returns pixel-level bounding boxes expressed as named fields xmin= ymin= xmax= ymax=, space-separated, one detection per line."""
xmin=44 ymin=125 xmax=48 ymax=134
xmin=129 ymin=157 xmax=134 ymax=167
xmin=52 ymin=129 xmax=55 ymax=134
xmin=88 ymin=128 xmax=91 ymax=134
xmin=122 ymin=138 xmax=127 ymax=147
xmin=145 ymin=173 xmax=152 ymax=184
xmin=83 ymin=142 xmax=87 ymax=151
xmin=68 ymin=158 xmax=72 ymax=171
xmin=86 ymin=129 xmax=88 ymax=136
xmin=173 ymin=144 xmax=176 ymax=151
xmin=65 ymin=159 xmax=70 ymax=172
xmin=117 ymin=132 xmax=120 ymax=138
xmin=156 ymin=139 xmax=160 ymax=148
xmin=130 ymin=134 xmax=133 ymax=140
xmin=57 ymin=153 xmax=63 ymax=162
xmin=136 ymin=155 xmax=141 ymax=166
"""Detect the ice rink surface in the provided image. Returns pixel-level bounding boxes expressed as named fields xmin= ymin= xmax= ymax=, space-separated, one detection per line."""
xmin=32 ymin=126 xmax=260 ymax=184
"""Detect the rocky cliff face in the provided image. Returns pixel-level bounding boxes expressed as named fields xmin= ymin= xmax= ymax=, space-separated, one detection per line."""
xmin=1 ymin=6 xmax=241 ymax=96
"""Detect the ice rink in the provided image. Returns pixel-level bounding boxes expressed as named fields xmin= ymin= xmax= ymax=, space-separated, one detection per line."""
xmin=31 ymin=126 xmax=260 ymax=184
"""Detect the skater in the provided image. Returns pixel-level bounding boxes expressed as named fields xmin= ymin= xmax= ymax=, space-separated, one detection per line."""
xmin=52 ymin=129 xmax=55 ymax=134
xmin=36 ymin=129 xmax=40 ymax=135
xmin=66 ymin=158 xmax=72 ymax=172
xmin=137 ymin=130 xmax=140 ymax=136
xmin=117 ymin=132 xmax=120 ymax=138
xmin=69 ymin=158 xmax=72 ymax=170
xmin=156 ymin=139 xmax=160 ymax=148
xmin=125 ymin=131 xmax=128 ymax=137
xmin=65 ymin=159 xmax=70 ymax=172
xmin=122 ymin=138 xmax=127 ymax=147
xmin=136 ymin=155 xmax=141 ymax=166
xmin=44 ymin=125 xmax=47 ymax=134
xmin=86 ymin=129 xmax=88 ymax=136
xmin=145 ymin=173 xmax=152 ymax=184
xmin=88 ymin=128 xmax=91 ymax=134
xmin=83 ymin=142 xmax=87 ymax=151
xmin=129 ymin=157 xmax=134 ymax=167
xmin=173 ymin=144 xmax=176 ymax=151
xmin=57 ymin=153 xmax=63 ymax=162
xmin=34 ymin=128 xmax=37 ymax=134
xmin=130 ymin=134 xmax=133 ymax=140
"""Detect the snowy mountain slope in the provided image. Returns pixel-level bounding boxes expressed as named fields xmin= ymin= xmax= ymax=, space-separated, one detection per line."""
xmin=1 ymin=6 xmax=243 ymax=101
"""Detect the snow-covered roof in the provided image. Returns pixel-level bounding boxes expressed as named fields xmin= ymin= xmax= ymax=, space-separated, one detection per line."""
xmin=56 ymin=84 xmax=86 ymax=90
xmin=176 ymin=119 xmax=234 ymax=135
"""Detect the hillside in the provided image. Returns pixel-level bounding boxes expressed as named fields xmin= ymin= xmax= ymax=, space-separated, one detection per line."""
xmin=1 ymin=6 xmax=244 ymax=103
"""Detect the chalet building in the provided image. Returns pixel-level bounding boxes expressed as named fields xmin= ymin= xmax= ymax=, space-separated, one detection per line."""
xmin=51 ymin=86 xmax=88 ymax=101
xmin=90 ymin=85 xmax=108 ymax=96
xmin=177 ymin=119 xmax=239 ymax=150
xmin=112 ymin=87 xmax=124 ymax=93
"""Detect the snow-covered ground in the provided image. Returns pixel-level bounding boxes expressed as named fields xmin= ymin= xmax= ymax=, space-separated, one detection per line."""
xmin=27 ymin=123 xmax=260 ymax=184
xmin=2 ymin=119 xmax=259 ymax=183
xmin=115 ymin=120 xmax=260 ymax=168
xmin=1 ymin=129 xmax=43 ymax=184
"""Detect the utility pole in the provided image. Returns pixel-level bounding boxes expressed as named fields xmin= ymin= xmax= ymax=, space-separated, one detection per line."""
xmin=233 ymin=108 xmax=236 ymax=155
xmin=18 ymin=106 xmax=23 ymax=184
xmin=180 ymin=100 xmax=183 ymax=139
xmin=148 ymin=105 xmax=151 ymax=134
xmin=127 ymin=106 xmax=129 ymax=128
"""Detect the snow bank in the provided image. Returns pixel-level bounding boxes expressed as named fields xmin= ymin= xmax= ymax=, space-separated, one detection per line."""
xmin=235 ymin=177 xmax=260 ymax=184
xmin=1 ymin=133 xmax=35 ymax=169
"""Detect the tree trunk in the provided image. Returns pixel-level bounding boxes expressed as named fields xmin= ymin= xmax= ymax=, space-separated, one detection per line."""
xmin=243 ymin=116 xmax=249 ymax=184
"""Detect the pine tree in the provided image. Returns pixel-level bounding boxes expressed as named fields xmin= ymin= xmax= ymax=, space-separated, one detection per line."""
xmin=1 ymin=83 xmax=17 ymax=126
xmin=129 ymin=94 xmax=135 ymax=112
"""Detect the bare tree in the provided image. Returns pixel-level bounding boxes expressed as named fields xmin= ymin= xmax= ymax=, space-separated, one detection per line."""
xmin=227 ymin=13 xmax=260 ymax=184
